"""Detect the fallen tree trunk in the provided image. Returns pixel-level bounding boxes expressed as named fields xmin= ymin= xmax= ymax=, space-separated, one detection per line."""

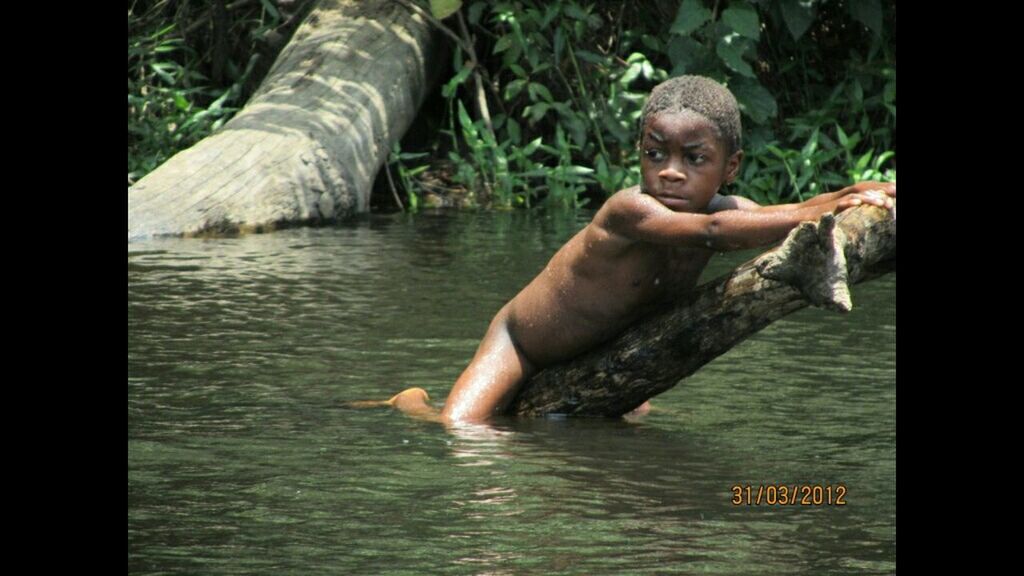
xmin=509 ymin=203 xmax=897 ymax=417
xmin=128 ymin=0 xmax=437 ymax=240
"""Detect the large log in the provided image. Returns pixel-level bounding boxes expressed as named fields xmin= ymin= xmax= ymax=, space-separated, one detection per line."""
xmin=509 ymin=203 xmax=897 ymax=417
xmin=128 ymin=0 xmax=437 ymax=240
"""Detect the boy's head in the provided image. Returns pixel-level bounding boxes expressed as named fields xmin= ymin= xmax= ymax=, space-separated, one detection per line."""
xmin=640 ymin=75 xmax=742 ymax=155
xmin=638 ymin=76 xmax=744 ymax=212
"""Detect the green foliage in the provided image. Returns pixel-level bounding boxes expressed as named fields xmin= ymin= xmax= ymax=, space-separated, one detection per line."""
xmin=389 ymin=142 xmax=430 ymax=211
xmin=127 ymin=0 xmax=308 ymax=186
xmin=411 ymin=0 xmax=895 ymax=210
xmin=128 ymin=22 xmax=243 ymax=184
xmin=432 ymin=1 xmax=652 ymax=208
xmin=430 ymin=0 xmax=464 ymax=20
xmin=128 ymin=0 xmax=896 ymax=210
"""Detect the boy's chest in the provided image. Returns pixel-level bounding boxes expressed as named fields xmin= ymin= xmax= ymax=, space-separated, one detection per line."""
xmin=639 ymin=245 xmax=714 ymax=295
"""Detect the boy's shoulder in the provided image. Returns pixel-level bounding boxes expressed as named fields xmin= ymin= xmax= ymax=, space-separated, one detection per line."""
xmin=600 ymin=186 xmax=651 ymax=216
xmin=594 ymin=186 xmax=649 ymax=230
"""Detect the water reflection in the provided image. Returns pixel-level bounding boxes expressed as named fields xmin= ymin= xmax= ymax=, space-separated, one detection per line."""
xmin=129 ymin=211 xmax=894 ymax=575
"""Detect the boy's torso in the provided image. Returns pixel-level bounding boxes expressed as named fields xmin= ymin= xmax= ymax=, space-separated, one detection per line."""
xmin=507 ymin=190 xmax=713 ymax=367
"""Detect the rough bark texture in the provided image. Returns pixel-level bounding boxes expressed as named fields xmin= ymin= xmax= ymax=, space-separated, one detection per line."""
xmin=128 ymin=0 xmax=437 ymax=240
xmin=509 ymin=203 xmax=896 ymax=417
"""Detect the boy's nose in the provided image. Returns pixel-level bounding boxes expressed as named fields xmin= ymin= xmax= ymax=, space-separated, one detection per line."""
xmin=658 ymin=167 xmax=686 ymax=181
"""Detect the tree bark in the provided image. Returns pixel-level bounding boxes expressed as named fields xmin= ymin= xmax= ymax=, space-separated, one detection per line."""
xmin=128 ymin=0 xmax=437 ymax=240
xmin=509 ymin=203 xmax=896 ymax=417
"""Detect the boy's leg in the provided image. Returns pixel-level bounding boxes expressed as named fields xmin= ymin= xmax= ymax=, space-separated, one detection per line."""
xmin=385 ymin=387 xmax=443 ymax=422
xmin=441 ymin=311 xmax=535 ymax=424
xmin=624 ymin=400 xmax=652 ymax=418
xmin=343 ymin=387 xmax=435 ymax=414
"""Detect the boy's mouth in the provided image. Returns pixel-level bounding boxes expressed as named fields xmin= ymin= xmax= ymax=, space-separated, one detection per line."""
xmin=655 ymin=185 xmax=687 ymax=198
xmin=655 ymin=193 xmax=690 ymax=210
xmin=657 ymin=182 xmax=689 ymax=196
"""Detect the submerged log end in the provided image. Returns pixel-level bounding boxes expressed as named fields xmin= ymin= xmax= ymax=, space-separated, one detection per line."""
xmin=756 ymin=214 xmax=853 ymax=313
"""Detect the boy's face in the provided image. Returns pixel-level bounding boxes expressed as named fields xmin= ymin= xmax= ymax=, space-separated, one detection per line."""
xmin=639 ymin=111 xmax=742 ymax=212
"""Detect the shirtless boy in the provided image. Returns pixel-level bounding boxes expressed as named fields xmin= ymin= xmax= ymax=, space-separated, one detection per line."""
xmin=384 ymin=75 xmax=895 ymax=424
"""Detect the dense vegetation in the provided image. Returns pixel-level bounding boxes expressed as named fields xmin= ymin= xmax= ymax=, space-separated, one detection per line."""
xmin=129 ymin=0 xmax=895 ymax=210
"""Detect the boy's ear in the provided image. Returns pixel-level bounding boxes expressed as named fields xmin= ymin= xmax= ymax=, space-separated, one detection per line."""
xmin=725 ymin=149 xmax=744 ymax=184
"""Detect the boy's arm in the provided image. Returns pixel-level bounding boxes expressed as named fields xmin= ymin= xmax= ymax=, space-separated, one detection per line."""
xmin=605 ymin=189 xmax=888 ymax=252
xmin=708 ymin=181 xmax=896 ymax=214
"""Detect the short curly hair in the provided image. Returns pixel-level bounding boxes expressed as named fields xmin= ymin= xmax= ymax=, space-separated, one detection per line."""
xmin=640 ymin=75 xmax=742 ymax=155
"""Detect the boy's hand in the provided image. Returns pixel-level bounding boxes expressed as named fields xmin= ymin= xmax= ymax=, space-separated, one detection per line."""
xmin=834 ymin=189 xmax=894 ymax=213
xmin=832 ymin=180 xmax=896 ymax=219
xmin=837 ymin=180 xmax=896 ymax=199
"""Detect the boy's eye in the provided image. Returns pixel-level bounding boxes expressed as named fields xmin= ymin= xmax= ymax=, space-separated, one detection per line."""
xmin=688 ymin=153 xmax=707 ymax=165
xmin=645 ymin=149 xmax=665 ymax=161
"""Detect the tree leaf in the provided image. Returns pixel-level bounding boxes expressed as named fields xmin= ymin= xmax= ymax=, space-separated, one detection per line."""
xmin=493 ymin=34 xmax=515 ymax=54
xmin=430 ymin=0 xmax=463 ymax=20
xmin=504 ymin=79 xmax=526 ymax=100
xmin=730 ymin=78 xmax=777 ymax=124
xmin=667 ymin=36 xmax=708 ymax=74
xmin=722 ymin=2 xmax=760 ymax=41
xmin=564 ymin=3 xmax=589 ymax=21
xmin=779 ymin=0 xmax=816 ymax=40
xmin=528 ymin=82 xmax=553 ymax=102
xmin=716 ymin=34 xmax=756 ymax=78
xmin=671 ymin=0 xmax=712 ymax=36
xmin=847 ymin=0 xmax=883 ymax=37
xmin=467 ymin=1 xmax=486 ymax=25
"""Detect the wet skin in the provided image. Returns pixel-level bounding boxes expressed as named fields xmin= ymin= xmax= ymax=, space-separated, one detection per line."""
xmin=392 ymin=111 xmax=896 ymax=425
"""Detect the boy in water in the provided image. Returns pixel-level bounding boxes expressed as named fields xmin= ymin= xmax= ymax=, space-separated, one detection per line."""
xmin=384 ymin=75 xmax=895 ymax=424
